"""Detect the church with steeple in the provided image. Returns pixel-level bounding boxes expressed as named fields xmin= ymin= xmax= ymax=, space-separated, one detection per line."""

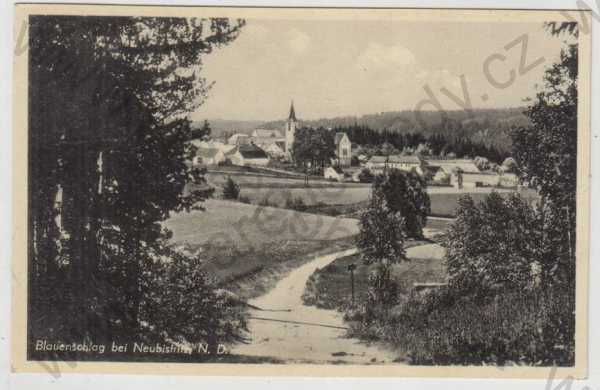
xmin=284 ymin=101 xmax=298 ymax=158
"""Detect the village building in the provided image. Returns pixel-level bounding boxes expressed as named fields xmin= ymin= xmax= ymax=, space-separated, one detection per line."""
xmin=254 ymin=140 xmax=286 ymax=159
xmin=324 ymin=166 xmax=346 ymax=182
xmin=227 ymin=133 xmax=251 ymax=145
xmin=366 ymin=154 xmax=426 ymax=176
xmin=283 ymin=101 xmax=298 ymax=158
xmin=333 ymin=132 xmax=352 ymax=167
xmin=192 ymin=147 xmax=225 ymax=166
xmin=229 ymin=144 xmax=270 ymax=166
xmin=252 ymin=129 xmax=283 ymax=138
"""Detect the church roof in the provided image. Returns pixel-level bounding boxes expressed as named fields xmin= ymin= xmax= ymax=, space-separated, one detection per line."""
xmin=334 ymin=132 xmax=349 ymax=145
xmin=288 ymin=101 xmax=297 ymax=121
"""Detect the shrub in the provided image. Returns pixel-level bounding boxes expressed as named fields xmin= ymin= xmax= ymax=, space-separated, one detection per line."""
xmin=348 ymin=286 xmax=574 ymax=366
xmin=139 ymin=247 xmax=247 ymax=351
xmin=358 ymin=168 xmax=374 ymax=183
xmin=284 ymin=196 xmax=307 ymax=211
xmin=222 ymin=176 xmax=240 ymax=200
xmin=257 ymin=197 xmax=277 ymax=208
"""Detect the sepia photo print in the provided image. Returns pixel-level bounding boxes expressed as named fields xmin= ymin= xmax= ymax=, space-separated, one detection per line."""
xmin=11 ymin=4 xmax=591 ymax=378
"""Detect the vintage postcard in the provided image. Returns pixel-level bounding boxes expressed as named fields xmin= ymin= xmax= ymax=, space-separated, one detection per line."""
xmin=11 ymin=4 xmax=591 ymax=378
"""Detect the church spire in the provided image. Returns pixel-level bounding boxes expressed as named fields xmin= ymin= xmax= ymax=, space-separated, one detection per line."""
xmin=288 ymin=100 xmax=297 ymax=121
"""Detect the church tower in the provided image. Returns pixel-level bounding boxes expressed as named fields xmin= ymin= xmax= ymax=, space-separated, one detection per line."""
xmin=284 ymin=100 xmax=297 ymax=157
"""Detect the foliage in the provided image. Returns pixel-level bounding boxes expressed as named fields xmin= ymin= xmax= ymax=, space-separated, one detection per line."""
xmin=284 ymin=196 xmax=307 ymax=212
xmin=348 ymin=286 xmax=574 ymax=366
xmin=222 ymin=176 xmax=241 ymax=200
xmin=291 ymin=127 xmax=335 ymax=172
xmin=191 ymin=119 xmax=212 ymax=140
xmin=28 ymin=15 xmax=245 ymax=348
xmin=442 ymin=193 xmax=539 ymax=294
xmin=356 ymin=190 xmax=406 ymax=267
xmin=511 ymin=23 xmax=577 ymax=286
xmin=355 ymin=189 xmax=406 ymax=305
xmin=139 ymin=245 xmax=247 ymax=351
xmin=372 ymin=169 xmax=431 ymax=238
xmin=358 ymin=168 xmax=375 ymax=183
xmin=260 ymin=108 xmax=527 ymax=159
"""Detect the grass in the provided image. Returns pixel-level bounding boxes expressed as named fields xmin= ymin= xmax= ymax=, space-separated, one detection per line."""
xmin=163 ymin=199 xmax=359 ymax=299
xmin=302 ymin=241 xmax=446 ymax=311
xmin=164 ymin=199 xmax=359 ymax=248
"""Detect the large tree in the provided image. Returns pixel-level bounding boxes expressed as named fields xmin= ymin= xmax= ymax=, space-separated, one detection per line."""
xmin=511 ymin=22 xmax=578 ymax=286
xmin=371 ymin=169 xmax=431 ymax=238
xmin=28 ymin=16 xmax=244 ymax=346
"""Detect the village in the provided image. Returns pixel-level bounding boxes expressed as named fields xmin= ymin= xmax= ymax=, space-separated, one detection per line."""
xmin=189 ymin=102 xmax=520 ymax=190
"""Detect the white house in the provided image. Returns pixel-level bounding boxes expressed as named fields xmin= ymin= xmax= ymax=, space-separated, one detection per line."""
xmin=334 ymin=132 xmax=352 ymax=167
xmin=366 ymin=155 xmax=425 ymax=176
xmin=229 ymin=144 xmax=270 ymax=166
xmin=324 ymin=166 xmax=346 ymax=182
xmin=193 ymin=147 xmax=225 ymax=166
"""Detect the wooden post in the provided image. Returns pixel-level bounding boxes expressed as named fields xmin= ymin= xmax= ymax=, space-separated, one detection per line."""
xmin=348 ymin=263 xmax=357 ymax=305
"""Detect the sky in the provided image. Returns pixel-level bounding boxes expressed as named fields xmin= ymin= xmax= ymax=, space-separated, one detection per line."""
xmin=191 ymin=19 xmax=567 ymax=122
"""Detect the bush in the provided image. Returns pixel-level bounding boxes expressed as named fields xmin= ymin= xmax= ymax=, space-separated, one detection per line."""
xmin=348 ymin=286 xmax=574 ymax=366
xmin=139 ymin=247 xmax=247 ymax=351
xmin=238 ymin=195 xmax=251 ymax=204
xmin=257 ymin=197 xmax=278 ymax=208
xmin=358 ymin=168 xmax=374 ymax=183
xmin=284 ymin=196 xmax=307 ymax=211
xmin=222 ymin=176 xmax=240 ymax=200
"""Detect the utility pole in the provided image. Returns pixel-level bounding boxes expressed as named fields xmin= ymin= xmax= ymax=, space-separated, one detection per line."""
xmin=347 ymin=263 xmax=357 ymax=305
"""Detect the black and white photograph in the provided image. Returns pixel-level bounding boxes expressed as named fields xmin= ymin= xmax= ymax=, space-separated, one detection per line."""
xmin=10 ymin=4 xmax=591 ymax=377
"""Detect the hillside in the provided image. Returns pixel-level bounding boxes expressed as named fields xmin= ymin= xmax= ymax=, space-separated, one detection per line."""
xmin=199 ymin=108 xmax=530 ymax=152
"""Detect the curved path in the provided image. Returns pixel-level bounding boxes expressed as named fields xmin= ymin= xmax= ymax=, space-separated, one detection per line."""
xmin=232 ymin=242 xmax=445 ymax=363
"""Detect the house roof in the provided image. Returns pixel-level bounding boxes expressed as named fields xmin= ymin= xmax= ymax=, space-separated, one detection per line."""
xmin=228 ymin=133 xmax=250 ymax=144
xmin=238 ymin=144 xmax=269 ymax=159
xmin=195 ymin=148 xmax=221 ymax=158
xmin=427 ymin=159 xmax=480 ymax=173
xmin=253 ymin=129 xmax=282 ymax=138
xmin=334 ymin=132 xmax=349 ymax=145
xmin=368 ymin=155 xmax=421 ymax=165
xmin=327 ymin=166 xmax=345 ymax=174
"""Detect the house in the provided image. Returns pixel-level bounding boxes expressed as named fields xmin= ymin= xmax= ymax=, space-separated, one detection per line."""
xmin=498 ymin=172 xmax=519 ymax=187
xmin=334 ymin=132 xmax=352 ymax=167
xmin=425 ymin=165 xmax=450 ymax=183
xmin=258 ymin=141 xmax=286 ymax=159
xmin=427 ymin=159 xmax=480 ymax=174
xmin=227 ymin=133 xmax=250 ymax=145
xmin=229 ymin=144 xmax=270 ymax=166
xmin=450 ymin=171 xmax=501 ymax=189
xmin=324 ymin=166 xmax=346 ymax=182
xmin=251 ymin=129 xmax=283 ymax=138
xmin=366 ymin=155 xmax=425 ymax=176
xmin=192 ymin=147 xmax=225 ymax=166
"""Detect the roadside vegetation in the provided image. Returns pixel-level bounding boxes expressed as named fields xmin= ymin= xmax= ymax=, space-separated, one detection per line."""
xmin=319 ymin=23 xmax=578 ymax=366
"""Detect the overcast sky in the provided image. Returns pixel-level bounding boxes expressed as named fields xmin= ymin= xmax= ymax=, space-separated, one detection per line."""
xmin=191 ymin=19 xmax=567 ymax=122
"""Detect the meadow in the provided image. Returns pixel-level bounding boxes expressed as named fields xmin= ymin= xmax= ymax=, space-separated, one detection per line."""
xmin=302 ymin=240 xmax=447 ymax=311
xmin=163 ymin=199 xmax=359 ymax=298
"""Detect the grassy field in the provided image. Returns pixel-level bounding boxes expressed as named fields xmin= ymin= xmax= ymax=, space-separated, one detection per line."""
xmin=302 ymin=242 xmax=447 ymax=310
xmin=163 ymin=199 xmax=359 ymax=299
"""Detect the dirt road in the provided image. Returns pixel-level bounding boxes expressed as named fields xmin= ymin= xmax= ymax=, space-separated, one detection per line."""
xmin=231 ymin=242 xmax=445 ymax=363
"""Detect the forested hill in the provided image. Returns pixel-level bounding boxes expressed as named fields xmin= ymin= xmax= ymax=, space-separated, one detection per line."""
xmin=263 ymin=108 xmax=529 ymax=152
xmin=197 ymin=108 xmax=530 ymax=153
